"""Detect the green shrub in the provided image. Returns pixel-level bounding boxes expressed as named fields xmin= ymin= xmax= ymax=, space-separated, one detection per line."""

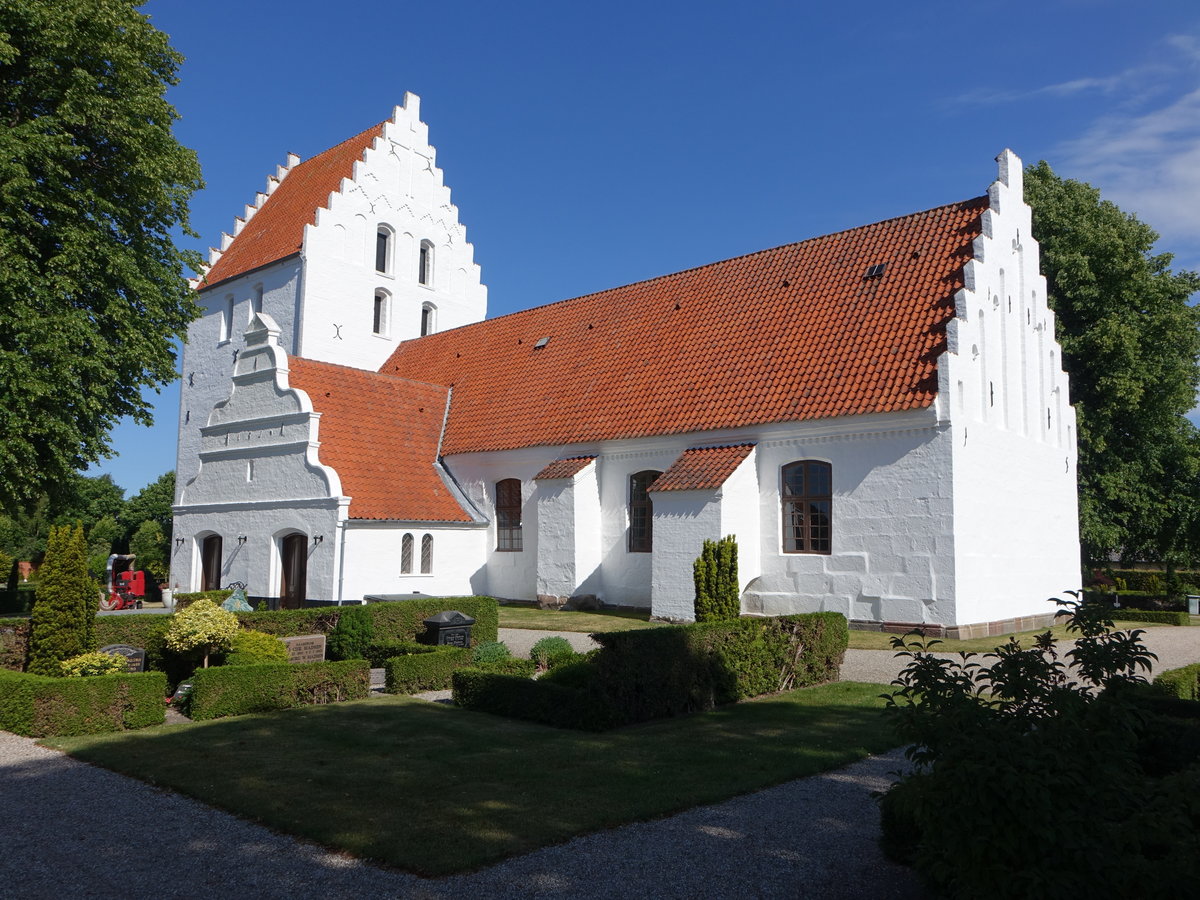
xmin=188 ymin=660 xmax=369 ymax=720
xmin=876 ymin=596 xmax=1198 ymax=897
xmin=530 ymin=636 xmax=575 ymax=670
xmin=471 ymin=640 xmax=510 ymax=664
xmin=27 ymin=524 xmax=97 ymax=676
xmin=0 ymin=668 xmax=165 ymax=736
xmin=164 ymin=599 xmax=239 ymax=668
xmin=93 ymin=614 xmax=180 ymax=682
xmin=1155 ymin=664 xmax=1200 ymax=701
xmin=0 ymin=581 xmax=34 ymax=616
xmin=60 ymin=651 xmax=127 ymax=677
xmin=172 ymin=589 xmax=232 ymax=610
xmin=1114 ymin=609 xmax=1190 ymax=626
xmin=383 ymin=646 xmax=470 ymax=693
xmin=540 ymin=653 xmax=602 ymax=690
xmin=327 ymin=605 xmax=375 ymax=660
xmin=693 ymin=535 xmax=739 ymax=621
xmin=222 ymin=629 xmax=289 ymax=666
xmin=476 ymin=657 xmax=537 ymax=678
xmin=452 ymin=668 xmax=619 ymax=731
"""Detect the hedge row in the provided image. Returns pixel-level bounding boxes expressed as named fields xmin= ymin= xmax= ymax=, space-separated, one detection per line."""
xmin=236 ymin=596 xmax=499 ymax=645
xmin=0 ymin=583 xmax=36 ymax=617
xmin=1111 ymin=609 xmax=1191 ymax=626
xmin=189 ymin=660 xmax=370 ymax=720
xmin=0 ymin=669 xmax=165 ymax=737
xmin=383 ymin=646 xmax=470 ymax=693
xmin=1109 ymin=569 xmax=1200 ymax=593
xmin=453 ymin=612 xmax=849 ymax=730
xmin=1154 ymin=664 xmax=1200 ymax=701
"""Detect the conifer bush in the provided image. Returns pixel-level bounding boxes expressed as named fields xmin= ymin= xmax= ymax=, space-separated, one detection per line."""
xmin=26 ymin=524 xmax=98 ymax=675
xmin=327 ymin=605 xmax=375 ymax=660
xmin=693 ymin=535 xmax=740 ymax=621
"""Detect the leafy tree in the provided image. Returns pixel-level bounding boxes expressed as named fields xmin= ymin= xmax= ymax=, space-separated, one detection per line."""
xmin=1025 ymin=163 xmax=1200 ymax=565
xmin=26 ymin=524 xmax=97 ymax=675
xmin=119 ymin=471 xmax=175 ymax=541
xmin=0 ymin=1 xmax=203 ymax=513
xmin=164 ymin=599 xmax=239 ymax=669
xmin=50 ymin=474 xmax=125 ymax=530
xmin=128 ymin=519 xmax=168 ymax=585
xmin=86 ymin=514 xmax=122 ymax=582
xmin=692 ymin=535 xmax=740 ymax=621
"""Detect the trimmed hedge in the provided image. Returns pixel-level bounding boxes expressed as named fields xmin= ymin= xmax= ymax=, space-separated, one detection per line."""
xmin=172 ymin=589 xmax=232 ymax=610
xmin=1155 ymin=664 xmax=1200 ymax=701
xmin=453 ymin=612 xmax=848 ymax=730
xmin=1112 ymin=609 xmax=1191 ymax=626
xmin=383 ymin=646 xmax=470 ymax=693
xmin=236 ymin=597 xmax=499 ymax=645
xmin=1110 ymin=569 xmax=1200 ymax=593
xmin=453 ymin=668 xmax=618 ymax=731
xmin=188 ymin=660 xmax=369 ymax=721
xmin=0 ymin=583 xmax=36 ymax=616
xmin=0 ymin=668 xmax=165 ymax=737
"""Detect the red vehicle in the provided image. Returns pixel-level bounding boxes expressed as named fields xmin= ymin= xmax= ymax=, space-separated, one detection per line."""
xmin=100 ymin=554 xmax=147 ymax=611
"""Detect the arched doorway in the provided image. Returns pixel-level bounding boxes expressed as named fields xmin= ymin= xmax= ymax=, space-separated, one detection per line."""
xmin=279 ymin=533 xmax=307 ymax=610
xmin=201 ymin=535 xmax=223 ymax=591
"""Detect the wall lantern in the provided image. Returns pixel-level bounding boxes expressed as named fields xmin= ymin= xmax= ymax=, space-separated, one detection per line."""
xmin=313 ymin=535 xmax=324 ymax=545
xmin=174 ymin=537 xmax=185 ymax=549
xmin=237 ymin=535 xmax=248 ymax=545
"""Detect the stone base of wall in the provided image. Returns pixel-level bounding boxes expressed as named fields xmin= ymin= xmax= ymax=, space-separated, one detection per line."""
xmin=849 ymin=612 xmax=1060 ymax=641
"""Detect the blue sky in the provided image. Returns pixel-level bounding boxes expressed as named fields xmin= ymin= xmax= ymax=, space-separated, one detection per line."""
xmin=93 ymin=0 xmax=1200 ymax=495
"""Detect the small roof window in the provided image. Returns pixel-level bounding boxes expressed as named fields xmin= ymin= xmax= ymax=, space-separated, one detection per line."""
xmin=534 ymin=336 xmax=550 ymax=349
xmin=864 ymin=264 xmax=886 ymax=279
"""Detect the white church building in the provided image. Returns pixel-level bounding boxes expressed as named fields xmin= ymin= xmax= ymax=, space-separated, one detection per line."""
xmin=171 ymin=93 xmax=1081 ymax=637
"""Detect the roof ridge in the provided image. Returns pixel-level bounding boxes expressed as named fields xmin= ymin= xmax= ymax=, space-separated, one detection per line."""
xmin=427 ymin=195 xmax=990 ymax=327
xmin=292 ymin=355 xmax=449 ymax=393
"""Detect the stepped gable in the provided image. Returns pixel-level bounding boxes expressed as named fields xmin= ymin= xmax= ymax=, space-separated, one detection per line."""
xmin=199 ymin=121 xmax=386 ymax=291
xmin=382 ymin=196 xmax=987 ymax=454
xmin=287 ymin=358 xmax=471 ymax=522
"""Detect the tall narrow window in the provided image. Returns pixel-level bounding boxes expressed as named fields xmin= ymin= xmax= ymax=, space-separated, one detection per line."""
xmin=373 ymin=290 xmax=389 ymax=336
xmin=495 ymin=479 xmax=523 ymax=551
xmin=376 ymin=227 xmax=391 ymax=274
xmin=418 ymin=240 xmax=433 ymax=286
xmin=252 ymin=284 xmax=264 ymax=319
xmin=201 ymin=535 xmax=223 ymax=591
xmin=628 ymin=470 xmax=660 ymax=552
xmin=401 ymin=533 xmax=414 ymax=574
xmin=782 ymin=460 xmax=832 ymax=554
xmin=420 ymin=534 xmax=433 ymax=574
xmin=219 ymin=296 xmax=233 ymax=343
xmin=420 ymin=302 xmax=436 ymax=336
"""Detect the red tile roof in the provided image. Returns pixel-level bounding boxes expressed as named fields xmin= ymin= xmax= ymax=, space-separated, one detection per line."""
xmin=382 ymin=197 xmax=986 ymax=453
xmin=534 ymin=457 xmax=597 ymax=480
xmin=286 ymin=358 xmax=472 ymax=522
xmin=199 ymin=122 xmax=386 ymax=291
xmin=650 ymin=444 xmax=755 ymax=492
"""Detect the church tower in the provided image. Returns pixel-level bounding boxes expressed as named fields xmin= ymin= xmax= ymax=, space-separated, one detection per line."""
xmin=176 ymin=94 xmax=487 ymax=499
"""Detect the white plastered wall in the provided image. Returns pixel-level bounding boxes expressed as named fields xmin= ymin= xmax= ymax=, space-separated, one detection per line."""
xmin=299 ymin=93 xmax=487 ymax=369
xmin=534 ymin=460 xmax=603 ymax=601
xmin=940 ymin=150 xmax=1081 ymax=623
xmin=339 ymin=523 xmax=490 ymax=601
xmin=172 ymin=314 xmax=348 ymax=599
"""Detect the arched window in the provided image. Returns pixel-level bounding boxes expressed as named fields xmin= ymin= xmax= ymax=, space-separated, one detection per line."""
xmin=421 ymin=534 xmax=433 ymax=574
xmin=375 ymin=226 xmax=392 ymax=274
xmin=628 ymin=470 xmax=660 ymax=552
xmin=401 ymin=533 xmax=413 ymax=574
xmin=200 ymin=535 xmax=223 ymax=591
xmin=373 ymin=290 xmax=390 ymax=336
xmin=782 ymin=460 xmax=832 ymax=554
xmin=420 ymin=302 xmax=436 ymax=336
xmin=495 ymin=479 xmax=522 ymax=551
xmin=418 ymin=240 xmax=434 ymax=286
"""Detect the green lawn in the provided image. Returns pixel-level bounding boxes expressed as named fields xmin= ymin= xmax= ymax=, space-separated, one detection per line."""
xmin=498 ymin=605 xmax=664 ymax=632
xmin=46 ymin=681 xmax=894 ymax=875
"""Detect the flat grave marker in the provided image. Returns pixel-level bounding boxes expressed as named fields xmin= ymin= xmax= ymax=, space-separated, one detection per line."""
xmin=282 ymin=634 xmax=326 ymax=663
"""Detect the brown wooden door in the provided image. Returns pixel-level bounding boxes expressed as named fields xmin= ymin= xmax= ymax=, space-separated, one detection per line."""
xmin=201 ymin=535 xmax=223 ymax=591
xmin=280 ymin=533 xmax=307 ymax=609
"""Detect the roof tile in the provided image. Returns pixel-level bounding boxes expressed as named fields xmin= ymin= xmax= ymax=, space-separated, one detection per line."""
xmin=534 ymin=457 xmax=597 ymax=480
xmin=650 ymin=444 xmax=756 ymax=492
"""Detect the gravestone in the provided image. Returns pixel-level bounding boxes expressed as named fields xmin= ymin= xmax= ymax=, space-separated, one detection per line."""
xmin=282 ymin=634 xmax=326 ymax=663
xmin=99 ymin=643 xmax=146 ymax=673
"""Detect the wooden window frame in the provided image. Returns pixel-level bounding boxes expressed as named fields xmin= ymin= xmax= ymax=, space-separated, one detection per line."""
xmin=495 ymin=479 xmax=523 ymax=552
xmin=627 ymin=470 xmax=660 ymax=553
xmin=781 ymin=460 xmax=832 ymax=555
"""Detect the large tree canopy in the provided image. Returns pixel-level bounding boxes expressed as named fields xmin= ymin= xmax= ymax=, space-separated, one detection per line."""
xmin=0 ymin=0 xmax=202 ymax=512
xmin=1025 ymin=162 xmax=1200 ymax=566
